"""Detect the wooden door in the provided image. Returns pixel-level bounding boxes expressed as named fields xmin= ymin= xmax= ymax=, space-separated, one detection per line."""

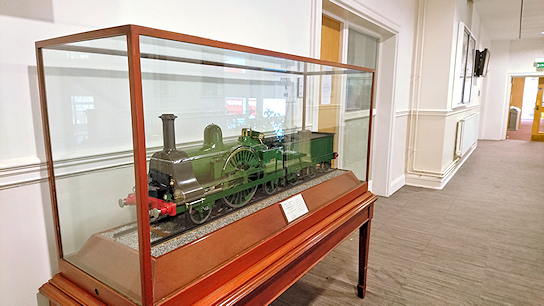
xmin=319 ymin=15 xmax=341 ymax=134
xmin=508 ymin=77 xmax=525 ymax=131
xmin=531 ymin=77 xmax=544 ymax=141
xmin=320 ymin=15 xmax=341 ymax=63
xmin=319 ymin=15 xmax=341 ymax=162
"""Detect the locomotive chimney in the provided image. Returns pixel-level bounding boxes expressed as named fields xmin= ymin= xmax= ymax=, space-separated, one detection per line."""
xmin=159 ymin=114 xmax=177 ymax=152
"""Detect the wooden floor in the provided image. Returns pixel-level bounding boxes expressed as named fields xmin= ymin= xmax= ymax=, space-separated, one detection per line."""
xmin=272 ymin=140 xmax=544 ymax=305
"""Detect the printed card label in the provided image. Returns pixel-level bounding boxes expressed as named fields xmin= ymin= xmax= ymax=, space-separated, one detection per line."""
xmin=280 ymin=194 xmax=309 ymax=223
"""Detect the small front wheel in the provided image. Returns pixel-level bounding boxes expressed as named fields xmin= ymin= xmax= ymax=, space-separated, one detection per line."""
xmin=286 ymin=173 xmax=299 ymax=186
xmin=321 ymin=161 xmax=332 ymax=172
xmin=189 ymin=204 xmax=212 ymax=224
xmin=307 ymin=165 xmax=317 ymax=178
xmin=263 ymin=180 xmax=277 ymax=195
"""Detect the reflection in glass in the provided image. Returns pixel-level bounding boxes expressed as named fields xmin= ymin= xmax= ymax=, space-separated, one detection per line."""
xmin=342 ymin=117 xmax=369 ymax=180
xmin=346 ymin=74 xmax=373 ymax=112
xmin=344 ymin=28 xmax=377 ymax=180
xmin=347 ymin=29 xmax=378 ymax=69
xmin=463 ymin=34 xmax=475 ymax=103
xmin=41 ymin=35 xmax=141 ymax=303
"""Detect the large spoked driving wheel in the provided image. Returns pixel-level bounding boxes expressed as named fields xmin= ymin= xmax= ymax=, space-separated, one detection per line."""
xmin=222 ymin=147 xmax=261 ymax=208
xmin=189 ymin=204 xmax=212 ymax=224
xmin=223 ymin=186 xmax=258 ymax=208
xmin=223 ymin=146 xmax=261 ymax=173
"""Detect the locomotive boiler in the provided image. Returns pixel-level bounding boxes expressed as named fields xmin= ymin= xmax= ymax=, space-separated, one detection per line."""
xmin=120 ymin=114 xmax=337 ymax=225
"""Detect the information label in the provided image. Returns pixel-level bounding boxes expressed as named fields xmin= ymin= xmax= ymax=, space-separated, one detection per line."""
xmin=321 ymin=75 xmax=332 ymax=105
xmin=280 ymin=194 xmax=309 ymax=223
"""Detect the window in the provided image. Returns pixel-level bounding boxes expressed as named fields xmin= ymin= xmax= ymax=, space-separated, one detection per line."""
xmin=346 ymin=29 xmax=377 ymax=112
xmin=453 ymin=23 xmax=476 ymax=107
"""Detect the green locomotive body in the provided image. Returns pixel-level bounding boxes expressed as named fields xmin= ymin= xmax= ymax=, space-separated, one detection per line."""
xmin=121 ymin=114 xmax=336 ymax=225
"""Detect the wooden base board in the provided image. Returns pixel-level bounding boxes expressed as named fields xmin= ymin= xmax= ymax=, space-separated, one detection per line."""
xmin=40 ymin=171 xmax=376 ymax=305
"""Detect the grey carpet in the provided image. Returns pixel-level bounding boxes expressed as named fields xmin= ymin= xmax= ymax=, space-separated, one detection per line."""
xmin=272 ymin=140 xmax=544 ymax=305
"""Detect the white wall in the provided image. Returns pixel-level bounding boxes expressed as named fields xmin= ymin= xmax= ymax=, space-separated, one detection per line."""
xmin=0 ymin=183 xmax=57 ymax=306
xmin=0 ymin=0 xmax=313 ymax=169
xmin=479 ymin=38 xmax=544 ymax=140
xmin=375 ymin=0 xmax=418 ymax=195
xmin=479 ymin=40 xmax=511 ymax=140
xmin=0 ymin=1 xmax=312 ymax=305
xmin=508 ymin=39 xmax=544 ymax=73
xmin=418 ymin=0 xmax=457 ymax=111
xmin=406 ymin=0 xmax=489 ymax=189
xmin=355 ymin=0 xmax=417 ymax=111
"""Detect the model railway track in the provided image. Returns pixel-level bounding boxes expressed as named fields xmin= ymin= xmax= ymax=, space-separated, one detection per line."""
xmin=148 ymin=183 xmax=283 ymax=247
xmin=147 ymin=170 xmax=330 ymax=248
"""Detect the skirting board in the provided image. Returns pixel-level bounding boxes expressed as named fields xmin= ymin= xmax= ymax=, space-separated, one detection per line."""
xmin=405 ymin=144 xmax=477 ymax=190
xmin=389 ymin=175 xmax=405 ymax=196
xmin=367 ymin=175 xmax=404 ymax=197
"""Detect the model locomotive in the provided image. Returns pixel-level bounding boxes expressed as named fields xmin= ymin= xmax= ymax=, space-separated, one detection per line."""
xmin=119 ymin=114 xmax=337 ymax=225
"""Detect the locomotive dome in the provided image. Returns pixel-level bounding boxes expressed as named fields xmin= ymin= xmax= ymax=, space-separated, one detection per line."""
xmin=203 ymin=123 xmax=225 ymax=150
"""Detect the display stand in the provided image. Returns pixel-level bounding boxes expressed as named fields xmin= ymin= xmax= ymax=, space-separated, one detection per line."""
xmin=39 ymin=171 xmax=376 ymax=305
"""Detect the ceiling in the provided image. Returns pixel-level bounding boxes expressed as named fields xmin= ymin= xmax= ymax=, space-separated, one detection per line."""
xmin=474 ymin=0 xmax=544 ymax=41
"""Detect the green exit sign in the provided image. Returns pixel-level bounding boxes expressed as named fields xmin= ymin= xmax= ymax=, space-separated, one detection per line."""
xmin=537 ymin=62 xmax=544 ymax=68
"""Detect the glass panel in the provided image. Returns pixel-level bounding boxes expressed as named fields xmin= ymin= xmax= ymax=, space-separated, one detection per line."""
xmin=128 ymin=36 xmax=372 ymax=252
xmin=39 ymin=29 xmax=375 ymax=303
xmin=345 ymin=73 xmax=373 ymax=112
xmin=346 ymin=29 xmax=376 ymax=112
xmin=342 ymin=117 xmax=369 ymax=180
xmin=521 ymin=77 xmax=539 ymax=120
xmin=454 ymin=30 xmax=470 ymax=105
xmin=138 ymin=37 xmax=312 ymax=245
xmin=463 ymin=34 xmax=475 ymax=103
xmin=343 ymin=28 xmax=376 ymax=180
xmin=41 ymin=36 xmax=141 ymax=303
xmin=347 ymin=29 xmax=378 ymax=69
xmin=138 ymin=36 xmax=305 ymax=148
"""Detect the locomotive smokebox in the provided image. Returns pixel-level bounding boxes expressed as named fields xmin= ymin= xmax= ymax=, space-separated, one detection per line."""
xmin=149 ymin=113 xmax=205 ymax=207
xmin=160 ymin=114 xmax=177 ymax=152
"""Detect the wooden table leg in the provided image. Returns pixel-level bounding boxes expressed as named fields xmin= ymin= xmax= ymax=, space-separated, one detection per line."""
xmin=357 ymin=218 xmax=371 ymax=298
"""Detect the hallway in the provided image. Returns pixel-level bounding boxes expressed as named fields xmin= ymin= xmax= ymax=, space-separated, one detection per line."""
xmin=507 ymin=119 xmax=533 ymax=141
xmin=273 ymin=140 xmax=544 ymax=305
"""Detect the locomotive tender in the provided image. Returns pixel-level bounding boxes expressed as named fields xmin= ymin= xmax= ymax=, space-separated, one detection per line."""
xmin=120 ymin=114 xmax=337 ymax=225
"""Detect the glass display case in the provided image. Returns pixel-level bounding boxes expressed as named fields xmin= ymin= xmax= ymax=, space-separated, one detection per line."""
xmin=36 ymin=25 xmax=376 ymax=305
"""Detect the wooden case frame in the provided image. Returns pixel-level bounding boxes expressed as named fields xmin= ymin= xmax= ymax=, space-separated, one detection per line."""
xmin=36 ymin=25 xmax=377 ymax=305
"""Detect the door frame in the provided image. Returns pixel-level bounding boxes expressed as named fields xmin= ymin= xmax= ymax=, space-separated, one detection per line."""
xmin=531 ymin=77 xmax=544 ymax=141
xmin=321 ymin=11 xmax=381 ymax=176
xmin=506 ymin=77 xmax=525 ymax=135
xmin=503 ymin=72 xmax=544 ymax=140
xmin=310 ymin=0 xmax=400 ymax=196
